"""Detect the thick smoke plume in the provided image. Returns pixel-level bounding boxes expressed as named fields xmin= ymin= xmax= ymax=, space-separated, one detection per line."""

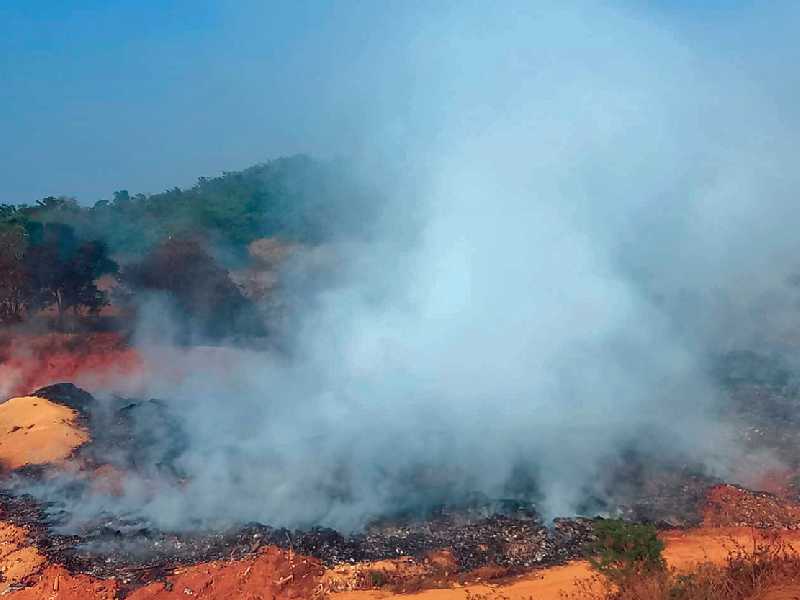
xmin=14 ymin=2 xmax=800 ymax=532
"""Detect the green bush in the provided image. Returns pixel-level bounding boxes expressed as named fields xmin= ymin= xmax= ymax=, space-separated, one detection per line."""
xmin=587 ymin=519 xmax=666 ymax=584
xmin=367 ymin=569 xmax=386 ymax=587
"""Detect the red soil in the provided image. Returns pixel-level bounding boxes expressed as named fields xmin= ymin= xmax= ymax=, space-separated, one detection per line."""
xmin=0 ymin=332 xmax=141 ymax=398
xmin=10 ymin=566 xmax=118 ymax=600
xmin=330 ymin=561 xmax=595 ymax=600
xmin=127 ymin=547 xmax=324 ymax=600
xmin=753 ymin=584 xmax=800 ymax=600
xmin=0 ymin=520 xmax=47 ymax=594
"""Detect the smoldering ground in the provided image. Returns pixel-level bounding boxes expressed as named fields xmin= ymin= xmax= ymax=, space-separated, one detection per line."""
xmin=7 ymin=2 xmax=800 ymax=534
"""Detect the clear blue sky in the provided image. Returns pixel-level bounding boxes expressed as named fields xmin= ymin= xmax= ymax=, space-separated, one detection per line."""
xmin=0 ymin=1 xmax=790 ymax=204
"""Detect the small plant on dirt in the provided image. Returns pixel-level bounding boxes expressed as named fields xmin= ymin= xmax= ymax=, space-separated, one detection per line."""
xmin=587 ymin=519 xmax=665 ymax=585
xmin=367 ymin=569 xmax=387 ymax=587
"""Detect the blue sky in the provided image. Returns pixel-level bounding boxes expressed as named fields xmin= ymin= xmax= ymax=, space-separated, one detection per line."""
xmin=1 ymin=1 xmax=352 ymax=203
xmin=0 ymin=1 xmax=793 ymax=204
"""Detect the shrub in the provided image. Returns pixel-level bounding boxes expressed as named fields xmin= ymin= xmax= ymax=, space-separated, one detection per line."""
xmin=571 ymin=530 xmax=800 ymax=600
xmin=587 ymin=519 xmax=665 ymax=584
xmin=368 ymin=570 xmax=386 ymax=587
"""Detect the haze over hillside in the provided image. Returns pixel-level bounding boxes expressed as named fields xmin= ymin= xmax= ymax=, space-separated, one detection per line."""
xmin=2 ymin=4 xmax=800 ymax=599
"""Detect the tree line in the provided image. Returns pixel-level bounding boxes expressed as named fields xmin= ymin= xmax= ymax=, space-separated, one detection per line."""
xmin=0 ymin=219 xmax=116 ymax=322
xmin=1 ymin=155 xmax=373 ymax=257
xmin=0 ymin=155 xmax=371 ymax=336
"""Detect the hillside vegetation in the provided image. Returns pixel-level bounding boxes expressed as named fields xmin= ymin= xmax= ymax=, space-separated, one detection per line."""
xmin=0 ymin=155 xmax=373 ymax=337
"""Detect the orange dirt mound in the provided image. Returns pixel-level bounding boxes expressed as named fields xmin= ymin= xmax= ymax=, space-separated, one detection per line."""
xmin=8 ymin=566 xmax=118 ymax=599
xmin=126 ymin=546 xmax=324 ymax=600
xmin=0 ymin=395 xmax=88 ymax=471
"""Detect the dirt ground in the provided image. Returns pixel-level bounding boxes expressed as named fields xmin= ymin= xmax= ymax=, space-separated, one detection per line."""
xmin=0 ymin=520 xmax=47 ymax=594
xmin=753 ymin=585 xmax=800 ymax=600
xmin=126 ymin=546 xmax=325 ymax=600
xmin=8 ymin=566 xmax=119 ymax=600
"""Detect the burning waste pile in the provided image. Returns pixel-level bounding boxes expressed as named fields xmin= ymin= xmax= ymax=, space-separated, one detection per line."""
xmin=0 ymin=381 xmax=726 ymax=591
xmin=0 ymin=384 xmax=595 ymax=579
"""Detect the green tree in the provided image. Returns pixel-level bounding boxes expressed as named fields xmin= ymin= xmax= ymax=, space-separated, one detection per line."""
xmin=23 ymin=223 xmax=117 ymax=320
xmin=0 ymin=224 xmax=29 ymax=321
xmin=0 ymin=204 xmax=17 ymax=222
xmin=112 ymin=190 xmax=131 ymax=207
xmin=36 ymin=196 xmax=79 ymax=211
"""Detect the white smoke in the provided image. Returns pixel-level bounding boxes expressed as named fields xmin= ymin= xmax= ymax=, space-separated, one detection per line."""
xmin=23 ymin=2 xmax=800 ymax=531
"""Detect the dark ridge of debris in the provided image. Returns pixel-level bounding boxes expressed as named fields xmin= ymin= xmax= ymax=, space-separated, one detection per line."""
xmin=33 ymin=383 xmax=96 ymax=421
xmin=0 ymin=488 xmax=597 ymax=590
xmin=33 ymin=383 xmax=189 ymax=477
xmin=605 ymin=467 xmax=716 ymax=528
xmin=0 ymin=489 xmax=275 ymax=587
xmin=276 ymin=507 xmax=596 ymax=571
xmin=714 ymin=350 xmax=800 ymax=478
xmin=75 ymin=395 xmax=189 ymax=477
xmin=0 ymin=383 xmax=707 ymax=589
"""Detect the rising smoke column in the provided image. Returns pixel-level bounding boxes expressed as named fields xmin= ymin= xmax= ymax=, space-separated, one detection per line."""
xmin=17 ymin=1 xmax=800 ymax=531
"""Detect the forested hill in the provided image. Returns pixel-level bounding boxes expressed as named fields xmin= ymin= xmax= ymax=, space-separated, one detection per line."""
xmin=0 ymin=155 xmax=373 ymax=257
xmin=0 ymin=155 xmax=375 ymax=334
